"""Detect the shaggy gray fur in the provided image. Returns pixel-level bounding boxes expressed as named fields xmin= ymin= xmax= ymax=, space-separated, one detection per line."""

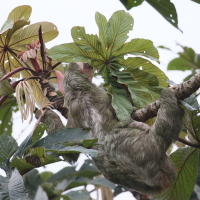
xmin=63 ymin=62 xmax=184 ymax=195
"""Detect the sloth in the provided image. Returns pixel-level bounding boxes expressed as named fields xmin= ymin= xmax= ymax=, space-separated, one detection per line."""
xmin=61 ymin=62 xmax=184 ymax=195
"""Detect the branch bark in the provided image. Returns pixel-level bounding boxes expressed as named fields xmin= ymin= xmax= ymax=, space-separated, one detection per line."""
xmin=40 ymin=70 xmax=200 ymax=123
xmin=39 ymin=79 xmax=68 ymax=119
xmin=132 ymin=70 xmax=200 ymax=122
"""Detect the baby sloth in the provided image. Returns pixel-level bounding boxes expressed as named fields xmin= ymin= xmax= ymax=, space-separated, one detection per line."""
xmin=63 ymin=62 xmax=184 ymax=195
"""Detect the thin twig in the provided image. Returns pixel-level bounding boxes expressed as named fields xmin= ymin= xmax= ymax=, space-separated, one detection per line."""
xmin=33 ymin=109 xmax=48 ymax=130
xmin=48 ymin=76 xmax=57 ymax=80
xmin=45 ymin=70 xmax=55 ymax=78
xmin=52 ymin=62 xmax=62 ymax=70
xmin=178 ymin=138 xmax=200 ymax=148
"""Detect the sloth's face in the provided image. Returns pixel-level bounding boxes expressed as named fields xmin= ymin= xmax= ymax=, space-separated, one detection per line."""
xmin=77 ymin=62 xmax=94 ymax=83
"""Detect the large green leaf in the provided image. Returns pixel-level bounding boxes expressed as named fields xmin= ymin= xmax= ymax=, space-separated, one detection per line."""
xmin=183 ymin=109 xmax=200 ymax=143
xmin=32 ymin=128 xmax=92 ymax=149
xmin=181 ymin=94 xmax=199 ymax=111
xmin=56 ymin=177 xmax=91 ymax=191
xmin=0 ymin=71 xmax=15 ymax=96
xmin=120 ymin=0 xmax=181 ymax=31
xmin=107 ymin=10 xmax=134 ymax=52
xmin=168 ymin=46 xmax=200 ymax=72
xmin=168 ymin=58 xmax=197 ymax=71
xmin=15 ymin=123 xmax=48 ymax=158
xmin=146 ymin=0 xmax=181 ymax=31
xmin=106 ymin=65 xmax=163 ymax=122
xmin=117 ymin=57 xmax=168 ymax=87
xmin=0 ymin=95 xmax=18 ymax=136
xmin=48 ymin=10 xmax=165 ymax=122
xmin=10 ymin=148 xmax=61 ymax=175
xmin=40 ymin=171 xmax=53 ymax=182
xmin=120 ymin=0 xmax=144 ymax=9
xmin=0 ymin=6 xmax=58 ymax=75
xmin=47 ymin=43 xmax=102 ymax=63
xmin=95 ymin=12 xmax=113 ymax=50
xmin=46 ymin=144 xmax=98 ymax=157
xmin=0 ymin=5 xmax=59 ymax=107
xmin=0 ymin=20 xmax=14 ymax=34
xmin=154 ymin=147 xmax=199 ymax=200
xmin=112 ymin=38 xmax=159 ymax=62
xmin=0 ymin=168 xmax=28 ymax=200
xmin=64 ymin=190 xmax=90 ymax=200
xmin=7 ymin=5 xmax=32 ymax=22
xmin=88 ymin=177 xmax=115 ymax=189
xmin=48 ymin=160 xmax=100 ymax=184
xmin=33 ymin=186 xmax=48 ymax=200
xmin=0 ymin=134 xmax=18 ymax=175
xmin=24 ymin=169 xmax=43 ymax=199
xmin=71 ymin=26 xmax=105 ymax=58
xmin=106 ymin=74 xmax=133 ymax=121
xmin=191 ymin=0 xmax=200 ymax=3
xmin=40 ymin=182 xmax=62 ymax=199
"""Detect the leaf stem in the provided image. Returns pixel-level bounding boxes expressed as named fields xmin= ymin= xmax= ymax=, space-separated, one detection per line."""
xmin=178 ymin=138 xmax=200 ymax=148
xmin=33 ymin=109 xmax=48 ymax=130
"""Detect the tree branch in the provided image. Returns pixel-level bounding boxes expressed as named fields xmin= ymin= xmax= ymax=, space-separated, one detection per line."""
xmin=39 ymin=79 xmax=68 ymax=119
xmin=132 ymin=70 xmax=200 ymax=122
xmin=178 ymin=138 xmax=200 ymax=148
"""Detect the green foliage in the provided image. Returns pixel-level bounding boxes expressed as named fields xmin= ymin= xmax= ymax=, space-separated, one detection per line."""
xmin=167 ymin=45 xmax=200 ymax=82
xmin=22 ymin=159 xmax=117 ymax=200
xmin=0 ymin=5 xmax=58 ymax=76
xmin=154 ymin=147 xmax=199 ymax=200
xmin=0 ymin=95 xmax=18 ymax=136
xmin=0 ymin=168 xmax=28 ymax=200
xmin=0 ymin=4 xmax=200 ymax=200
xmin=0 ymin=71 xmax=15 ymax=96
xmin=0 ymin=19 xmax=14 ymax=34
xmin=0 ymin=5 xmax=62 ymax=107
xmin=0 ymin=124 xmax=101 ymax=199
xmin=119 ymin=0 xmax=181 ymax=31
xmin=15 ymin=123 xmax=48 ymax=158
xmin=10 ymin=147 xmax=62 ymax=175
xmin=0 ymin=134 xmax=18 ymax=175
xmin=48 ymin=10 xmax=168 ymax=122
xmin=24 ymin=169 xmax=43 ymax=199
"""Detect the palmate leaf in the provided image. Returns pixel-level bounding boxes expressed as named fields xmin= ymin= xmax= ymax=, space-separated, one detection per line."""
xmin=32 ymin=128 xmax=92 ymax=148
xmin=119 ymin=0 xmax=144 ymax=10
xmin=0 ymin=71 xmax=15 ymax=96
xmin=48 ymin=10 xmax=166 ymax=122
xmin=7 ymin=5 xmax=32 ymax=21
xmin=154 ymin=147 xmax=199 ymax=200
xmin=183 ymin=109 xmax=200 ymax=143
xmin=15 ymin=123 xmax=48 ymax=158
xmin=47 ymin=160 xmax=100 ymax=183
xmin=10 ymin=147 xmax=62 ymax=175
xmin=0 ymin=95 xmax=18 ymax=136
xmin=0 ymin=5 xmax=58 ymax=74
xmin=10 ymin=128 xmax=98 ymax=174
xmin=119 ymin=0 xmax=181 ymax=31
xmin=0 ymin=168 xmax=28 ymax=200
xmin=106 ymin=10 xmax=134 ymax=52
xmin=0 ymin=5 xmax=59 ymax=106
xmin=0 ymin=20 xmax=14 ymax=34
xmin=168 ymin=46 xmax=200 ymax=72
xmin=46 ymin=144 xmax=98 ymax=157
xmin=24 ymin=169 xmax=43 ymax=199
xmin=192 ymin=0 xmax=200 ymax=3
xmin=64 ymin=190 xmax=90 ymax=200
xmin=33 ymin=186 xmax=48 ymax=200
xmin=0 ymin=134 xmax=18 ymax=175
